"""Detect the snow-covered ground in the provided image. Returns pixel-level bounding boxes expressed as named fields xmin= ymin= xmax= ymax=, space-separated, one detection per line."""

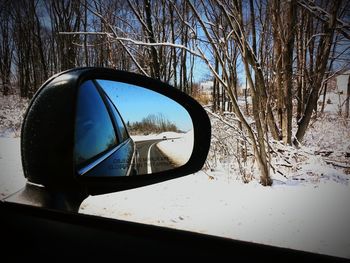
xmin=80 ymin=172 xmax=350 ymax=258
xmin=303 ymin=91 xmax=350 ymax=156
xmin=0 ymin=93 xmax=349 ymax=258
xmin=0 ymin=95 xmax=28 ymax=197
xmin=131 ymin=134 xmax=161 ymax=142
xmin=0 ymin=138 xmax=26 ymax=198
xmin=0 ymin=95 xmax=28 ymax=137
xmin=157 ymin=130 xmax=194 ymax=166
xmin=131 ymin=131 xmax=183 ymax=142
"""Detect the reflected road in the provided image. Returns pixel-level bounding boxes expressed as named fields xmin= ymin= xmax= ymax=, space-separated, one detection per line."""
xmin=135 ymin=139 xmax=175 ymax=174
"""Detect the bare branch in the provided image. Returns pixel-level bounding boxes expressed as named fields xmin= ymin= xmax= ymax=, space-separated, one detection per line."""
xmin=59 ymin=31 xmax=111 ymax=36
xmin=112 ymin=37 xmax=201 ymax=57
xmin=297 ymin=0 xmax=350 ymax=39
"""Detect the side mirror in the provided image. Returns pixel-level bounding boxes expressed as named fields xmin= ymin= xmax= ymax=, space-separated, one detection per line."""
xmin=75 ymin=79 xmax=194 ymax=177
xmin=21 ymin=68 xmax=211 ymax=197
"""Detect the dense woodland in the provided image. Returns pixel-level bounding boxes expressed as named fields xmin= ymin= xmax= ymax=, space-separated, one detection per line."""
xmin=0 ymin=0 xmax=349 ymax=185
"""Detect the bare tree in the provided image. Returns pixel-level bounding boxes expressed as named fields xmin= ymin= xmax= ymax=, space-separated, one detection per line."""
xmin=12 ymin=0 xmax=49 ymax=97
xmin=294 ymin=0 xmax=343 ymax=145
xmin=50 ymin=0 xmax=82 ymax=71
xmin=4 ymin=0 xmax=349 ymax=186
xmin=271 ymin=0 xmax=297 ymax=144
xmin=0 ymin=1 xmax=14 ymax=95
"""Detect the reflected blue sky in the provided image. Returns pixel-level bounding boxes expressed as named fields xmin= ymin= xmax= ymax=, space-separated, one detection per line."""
xmin=97 ymin=80 xmax=193 ymax=132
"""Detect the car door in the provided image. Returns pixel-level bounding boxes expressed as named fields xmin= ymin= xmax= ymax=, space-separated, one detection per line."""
xmin=74 ymin=80 xmax=135 ymax=177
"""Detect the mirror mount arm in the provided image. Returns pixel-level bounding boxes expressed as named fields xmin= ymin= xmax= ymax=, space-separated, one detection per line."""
xmin=5 ymin=182 xmax=86 ymax=213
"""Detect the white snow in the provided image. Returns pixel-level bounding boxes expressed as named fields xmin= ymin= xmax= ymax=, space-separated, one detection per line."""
xmin=0 ymin=138 xmax=26 ymax=199
xmin=319 ymin=89 xmax=348 ymax=116
xmin=0 ymin=95 xmax=28 ymax=138
xmin=301 ymin=91 xmax=350 ymax=165
xmin=80 ymin=171 xmax=350 ymax=259
xmin=156 ymin=130 xmax=194 ymax=166
xmin=0 ymin=95 xmax=28 ymax=198
xmin=131 ymin=131 xmax=184 ymax=142
xmin=130 ymin=134 xmax=160 ymax=142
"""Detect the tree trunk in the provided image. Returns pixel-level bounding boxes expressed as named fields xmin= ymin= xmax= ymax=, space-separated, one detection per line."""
xmin=243 ymin=51 xmax=272 ymax=186
xmin=296 ymin=12 xmax=305 ymax=122
xmin=321 ymin=80 xmax=328 ymax=113
xmin=83 ymin=0 xmax=89 ymax=67
xmin=144 ymin=0 xmax=160 ymax=80
xmin=169 ymin=3 xmax=177 ymax=87
xmin=281 ymin=0 xmax=296 ymax=145
xmin=346 ymin=74 xmax=350 ymax=118
xmin=295 ymin=1 xmax=341 ymax=145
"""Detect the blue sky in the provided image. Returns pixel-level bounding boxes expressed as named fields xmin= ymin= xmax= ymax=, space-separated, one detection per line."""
xmin=97 ymin=80 xmax=193 ymax=132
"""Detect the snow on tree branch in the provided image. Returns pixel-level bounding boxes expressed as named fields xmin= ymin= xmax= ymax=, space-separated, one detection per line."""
xmin=59 ymin=32 xmax=202 ymax=58
xmin=297 ymin=0 xmax=350 ymax=39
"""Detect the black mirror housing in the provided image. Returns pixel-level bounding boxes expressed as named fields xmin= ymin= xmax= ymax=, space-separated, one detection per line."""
xmin=21 ymin=68 xmax=211 ymax=196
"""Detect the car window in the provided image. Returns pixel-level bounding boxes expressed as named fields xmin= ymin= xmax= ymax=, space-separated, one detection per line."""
xmin=74 ymin=80 xmax=118 ymax=166
xmin=105 ymin=95 xmax=129 ymax=143
xmin=1 ymin=0 xmax=349 ymax=260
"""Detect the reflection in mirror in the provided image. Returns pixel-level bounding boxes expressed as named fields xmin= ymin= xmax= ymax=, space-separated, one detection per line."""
xmin=98 ymin=79 xmax=194 ymax=175
xmin=74 ymin=79 xmax=194 ymax=177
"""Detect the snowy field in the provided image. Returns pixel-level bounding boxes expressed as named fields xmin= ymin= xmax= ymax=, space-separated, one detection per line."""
xmin=156 ymin=130 xmax=193 ymax=166
xmin=131 ymin=131 xmax=185 ymax=143
xmin=0 ymin=93 xmax=349 ymax=259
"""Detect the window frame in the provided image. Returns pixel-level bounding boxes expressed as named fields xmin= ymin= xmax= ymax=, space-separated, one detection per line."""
xmin=93 ymin=80 xmax=130 ymax=143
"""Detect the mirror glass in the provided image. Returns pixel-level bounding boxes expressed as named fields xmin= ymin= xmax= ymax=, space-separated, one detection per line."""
xmin=74 ymin=79 xmax=194 ymax=177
